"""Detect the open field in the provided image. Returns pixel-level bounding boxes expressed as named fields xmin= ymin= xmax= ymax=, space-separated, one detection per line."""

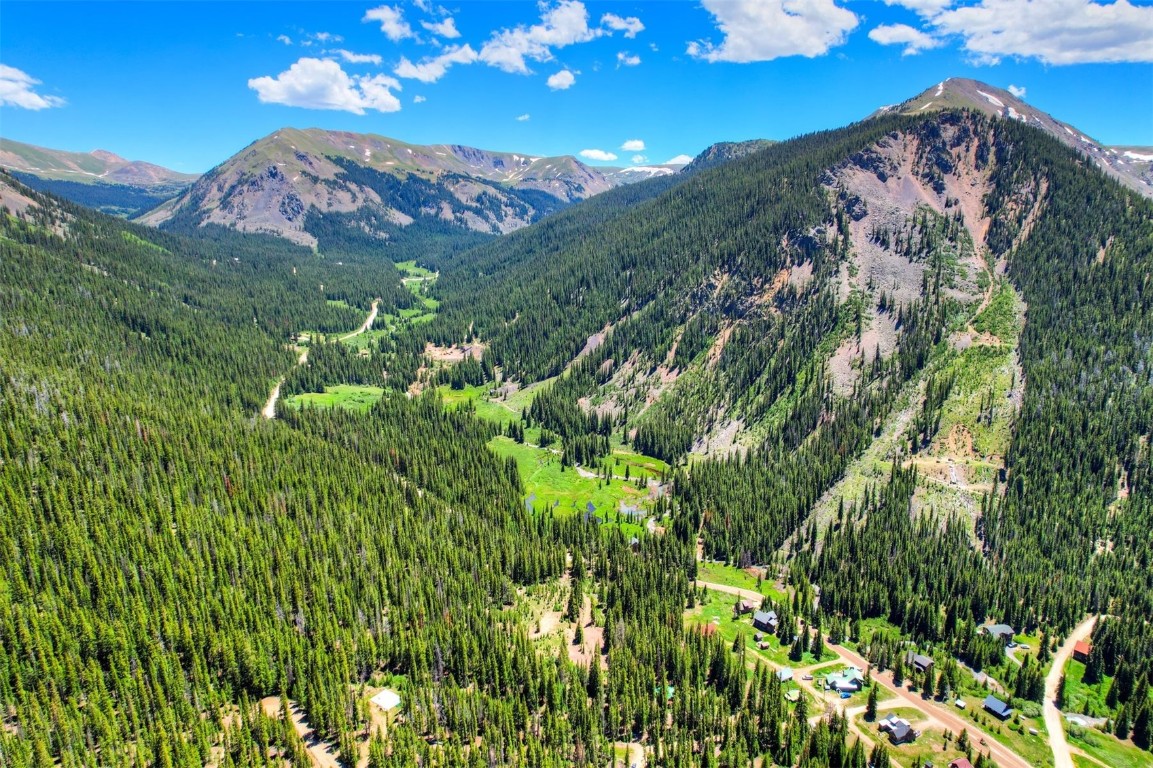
xmin=488 ymin=436 xmax=652 ymax=537
xmin=285 ymin=384 xmax=384 ymax=412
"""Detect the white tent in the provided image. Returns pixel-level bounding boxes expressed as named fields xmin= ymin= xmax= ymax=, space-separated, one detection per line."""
xmin=370 ymin=688 xmax=401 ymax=712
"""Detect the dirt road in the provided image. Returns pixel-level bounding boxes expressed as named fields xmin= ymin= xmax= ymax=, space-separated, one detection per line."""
xmin=339 ymin=299 xmax=380 ymax=341
xmin=1044 ymin=615 xmax=1099 ymax=768
xmin=694 ymin=578 xmax=765 ymax=604
xmin=262 ymin=301 xmax=373 ymax=420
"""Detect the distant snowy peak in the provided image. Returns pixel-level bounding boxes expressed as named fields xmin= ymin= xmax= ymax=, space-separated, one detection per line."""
xmin=874 ymin=78 xmax=1152 ymax=198
xmin=601 ymin=164 xmax=682 ymax=186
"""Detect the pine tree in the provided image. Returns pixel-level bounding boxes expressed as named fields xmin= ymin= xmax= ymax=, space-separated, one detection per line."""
xmin=865 ymin=684 xmax=879 ymax=722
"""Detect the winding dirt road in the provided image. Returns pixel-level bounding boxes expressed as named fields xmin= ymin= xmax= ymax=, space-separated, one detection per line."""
xmin=1044 ymin=615 xmax=1098 ymax=768
xmin=261 ymin=300 xmax=376 ymax=419
xmin=339 ymin=299 xmax=380 ymax=341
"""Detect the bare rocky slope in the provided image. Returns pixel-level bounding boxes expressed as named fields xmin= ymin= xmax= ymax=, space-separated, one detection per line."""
xmin=138 ymin=127 xmax=615 ymax=247
xmin=877 ymin=78 xmax=1153 ymax=197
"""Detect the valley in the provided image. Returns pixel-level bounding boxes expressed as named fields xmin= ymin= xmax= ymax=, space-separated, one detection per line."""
xmin=2 ymin=75 xmax=1153 ymax=768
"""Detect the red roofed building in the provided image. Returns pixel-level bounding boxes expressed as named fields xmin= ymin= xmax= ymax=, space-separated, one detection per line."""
xmin=949 ymin=759 xmax=974 ymax=768
xmin=1073 ymin=640 xmax=1092 ymax=662
xmin=699 ymin=623 xmax=719 ymax=638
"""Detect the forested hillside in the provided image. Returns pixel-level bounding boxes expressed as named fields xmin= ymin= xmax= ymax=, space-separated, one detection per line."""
xmin=4 ymin=92 xmax=1153 ymax=768
xmin=0 ymin=175 xmax=885 ymax=768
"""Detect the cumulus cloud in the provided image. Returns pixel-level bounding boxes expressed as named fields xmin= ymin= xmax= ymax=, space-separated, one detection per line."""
xmin=933 ymin=0 xmax=1153 ymax=65
xmin=422 ymin=17 xmax=461 ymax=38
xmin=868 ymin=23 xmax=942 ymax=55
xmin=479 ymin=1 xmax=600 ymax=74
xmin=881 ymin=0 xmax=953 ymax=16
xmin=364 ymin=5 xmax=414 ymax=42
xmin=631 ymin=154 xmax=648 ymax=164
xmin=332 ymin=49 xmax=384 ymax=65
xmin=248 ymin=57 xmax=401 ymax=113
xmin=516 ymin=113 xmax=531 ymax=121
xmin=665 ymin=154 xmax=694 ymax=165
xmin=0 ymin=64 xmax=65 ymax=110
xmin=414 ymin=94 xmax=426 ymax=103
xmin=394 ymin=44 xmax=478 ymax=83
xmin=312 ymin=32 xmax=341 ymax=43
xmin=547 ymin=69 xmax=576 ymax=89
xmin=620 ymin=139 xmax=645 ymax=151
xmin=617 ymin=51 xmax=641 ymax=66
xmin=277 ymin=34 xmax=293 ymax=45
xmin=688 ymin=0 xmax=858 ymax=62
xmin=601 ymin=12 xmax=644 ymax=38
xmin=579 ymin=148 xmax=618 ymax=161
xmin=1008 ymin=83 xmax=1026 ymax=98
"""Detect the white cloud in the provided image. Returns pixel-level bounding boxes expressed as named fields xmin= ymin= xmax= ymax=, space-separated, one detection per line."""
xmin=0 ymin=64 xmax=65 ymax=110
xmin=631 ymin=154 xmax=648 ymax=164
xmin=688 ymin=0 xmax=858 ymax=62
xmin=364 ymin=5 xmax=414 ymax=42
xmin=1008 ymin=83 xmax=1026 ymax=98
xmin=579 ymin=148 xmax=618 ymax=161
xmin=881 ymin=0 xmax=954 ymax=16
xmin=414 ymin=94 xmax=427 ymax=103
xmin=933 ymin=0 xmax=1153 ymax=65
xmin=617 ymin=51 xmax=641 ymax=66
xmin=516 ymin=113 xmax=531 ymax=121
xmin=621 ymin=139 xmax=645 ymax=151
xmin=422 ymin=17 xmax=461 ymax=38
xmin=248 ymin=57 xmax=401 ymax=114
xmin=665 ymin=154 xmax=694 ymax=165
xmin=313 ymin=32 xmax=341 ymax=43
xmin=277 ymin=34 xmax=293 ymax=45
xmin=601 ymin=12 xmax=644 ymax=38
xmin=479 ymin=0 xmax=600 ymax=74
xmin=332 ymin=49 xmax=384 ymax=65
xmin=394 ymin=44 xmax=478 ymax=83
xmin=868 ymin=23 xmax=941 ymax=55
xmin=547 ymin=69 xmax=576 ymax=89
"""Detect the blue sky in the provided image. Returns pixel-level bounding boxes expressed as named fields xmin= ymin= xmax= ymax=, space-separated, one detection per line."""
xmin=2 ymin=1 xmax=1151 ymax=173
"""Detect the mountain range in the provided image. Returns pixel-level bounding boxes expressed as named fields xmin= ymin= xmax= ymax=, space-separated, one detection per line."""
xmin=4 ymin=80 xmax=1147 ymax=248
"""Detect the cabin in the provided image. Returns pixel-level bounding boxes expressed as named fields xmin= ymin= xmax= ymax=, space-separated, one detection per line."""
xmin=949 ymin=759 xmax=974 ymax=768
xmin=825 ymin=666 xmax=864 ymax=693
xmin=698 ymin=623 xmax=718 ymax=638
xmin=753 ymin=610 xmax=779 ymax=632
xmin=736 ymin=598 xmax=758 ymax=615
xmin=983 ymin=694 xmax=1013 ymax=720
xmin=777 ymin=667 xmax=794 ymax=683
xmin=1073 ymin=640 xmax=1092 ymax=663
xmin=982 ymin=623 xmax=1015 ymax=644
xmin=905 ymin=651 xmax=935 ymax=674
xmin=888 ymin=722 xmax=919 ymax=745
xmin=878 ymin=714 xmax=919 ymax=745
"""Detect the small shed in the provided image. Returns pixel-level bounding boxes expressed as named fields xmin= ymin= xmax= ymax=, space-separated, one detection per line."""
xmin=1073 ymin=640 xmax=1092 ymax=663
xmin=777 ymin=667 xmax=794 ymax=683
